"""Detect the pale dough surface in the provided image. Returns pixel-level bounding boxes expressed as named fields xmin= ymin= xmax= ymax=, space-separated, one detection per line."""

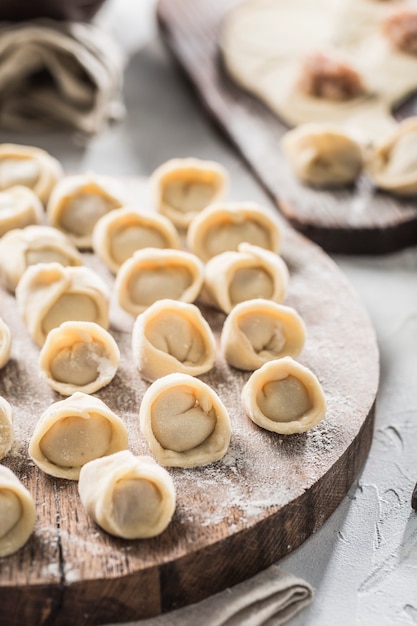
xmin=0 ymin=143 xmax=62 ymax=204
xmin=0 ymin=186 xmax=43 ymax=237
xmin=28 ymin=391 xmax=128 ymax=480
xmin=47 ymin=175 xmax=124 ymax=248
xmin=222 ymin=0 xmax=417 ymax=139
xmin=140 ymin=373 xmax=231 ymax=468
xmin=201 ymin=243 xmax=289 ymax=314
xmin=281 ymin=123 xmax=364 ymax=186
xmin=366 ymin=117 xmax=417 ymax=193
xmin=115 ymin=247 xmax=204 ymax=316
xmin=132 ymin=299 xmax=216 ymax=382
xmin=242 ymin=356 xmax=327 ymax=434
xmin=0 ymin=465 xmax=36 ymax=557
xmin=149 ymin=157 xmax=228 ymax=228
xmin=39 ymin=321 xmax=120 ymax=396
xmin=92 ymin=207 xmax=180 ymax=274
xmin=0 ymin=317 xmax=11 ymax=369
xmin=15 ymin=263 xmax=109 ymax=346
xmin=221 ymin=299 xmax=306 ymax=370
xmin=0 ymin=396 xmax=13 ymax=459
xmin=0 ymin=225 xmax=82 ymax=293
xmin=187 ymin=202 xmax=281 ymax=262
xmin=78 ymin=450 xmax=176 ymax=539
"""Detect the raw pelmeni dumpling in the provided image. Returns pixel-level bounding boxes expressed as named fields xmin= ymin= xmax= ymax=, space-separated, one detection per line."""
xmin=187 ymin=201 xmax=281 ymax=262
xmin=132 ymin=299 xmax=216 ymax=382
xmin=242 ymin=357 xmax=327 ymax=434
xmin=47 ymin=175 xmax=124 ymax=248
xmin=16 ymin=263 xmax=109 ymax=346
xmin=140 ymin=373 xmax=231 ymax=468
xmin=39 ymin=321 xmax=120 ymax=396
xmin=281 ymin=123 xmax=364 ymax=186
xmin=221 ymin=300 xmax=306 ymax=370
xmin=0 ymin=317 xmax=11 ymax=369
xmin=0 ymin=465 xmax=36 ymax=557
xmin=78 ymin=450 xmax=176 ymax=539
xmin=366 ymin=117 xmax=417 ymax=196
xmin=92 ymin=207 xmax=181 ymax=274
xmin=29 ymin=392 xmax=129 ymax=480
xmin=0 ymin=186 xmax=43 ymax=237
xmin=0 ymin=225 xmax=83 ymax=293
xmin=200 ymin=243 xmax=289 ymax=314
xmin=0 ymin=396 xmax=13 ymax=459
xmin=115 ymin=248 xmax=204 ymax=316
xmin=0 ymin=143 xmax=62 ymax=204
xmin=149 ymin=157 xmax=228 ymax=229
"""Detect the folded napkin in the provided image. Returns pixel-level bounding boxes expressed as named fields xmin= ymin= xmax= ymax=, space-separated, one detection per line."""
xmin=107 ymin=565 xmax=313 ymax=626
xmin=0 ymin=20 xmax=125 ymax=135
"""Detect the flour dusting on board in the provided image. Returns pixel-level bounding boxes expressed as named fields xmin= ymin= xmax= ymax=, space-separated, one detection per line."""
xmin=0 ymin=183 xmax=378 ymax=588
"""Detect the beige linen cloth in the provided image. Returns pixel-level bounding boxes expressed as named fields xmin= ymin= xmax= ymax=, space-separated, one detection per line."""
xmin=107 ymin=565 xmax=313 ymax=626
xmin=0 ymin=20 xmax=125 ymax=134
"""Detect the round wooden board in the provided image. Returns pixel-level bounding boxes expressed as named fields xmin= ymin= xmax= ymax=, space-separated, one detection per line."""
xmin=0 ymin=178 xmax=379 ymax=626
xmin=157 ymin=0 xmax=417 ymax=255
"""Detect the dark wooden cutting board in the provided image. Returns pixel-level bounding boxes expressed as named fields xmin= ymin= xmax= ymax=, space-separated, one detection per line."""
xmin=157 ymin=0 xmax=417 ymax=255
xmin=0 ymin=179 xmax=379 ymax=626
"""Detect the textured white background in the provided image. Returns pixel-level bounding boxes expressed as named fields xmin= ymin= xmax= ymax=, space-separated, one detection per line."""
xmin=1 ymin=1 xmax=417 ymax=624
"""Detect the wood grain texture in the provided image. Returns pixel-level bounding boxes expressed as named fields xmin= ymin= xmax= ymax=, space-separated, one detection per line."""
xmin=157 ymin=0 xmax=417 ymax=255
xmin=0 ymin=179 xmax=378 ymax=625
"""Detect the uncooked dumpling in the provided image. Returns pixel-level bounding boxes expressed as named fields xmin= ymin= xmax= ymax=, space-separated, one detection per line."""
xmin=140 ymin=373 xmax=231 ymax=468
xmin=0 ymin=143 xmax=62 ymax=204
xmin=366 ymin=117 xmax=417 ymax=196
xmin=281 ymin=123 xmax=364 ymax=186
xmin=0 ymin=186 xmax=43 ymax=237
xmin=0 ymin=317 xmax=11 ymax=369
xmin=0 ymin=396 xmax=13 ymax=459
xmin=78 ymin=450 xmax=176 ymax=539
xmin=92 ymin=207 xmax=181 ymax=274
xmin=115 ymin=248 xmax=204 ymax=316
xmin=47 ymin=175 xmax=124 ymax=248
xmin=149 ymin=157 xmax=228 ymax=228
xmin=187 ymin=202 xmax=281 ymax=262
xmin=39 ymin=321 xmax=120 ymax=396
xmin=242 ymin=356 xmax=327 ymax=434
xmin=0 ymin=225 xmax=83 ymax=293
xmin=16 ymin=263 xmax=109 ymax=347
xmin=221 ymin=299 xmax=306 ymax=370
xmin=0 ymin=465 xmax=36 ymax=557
xmin=132 ymin=299 xmax=216 ymax=382
xmin=29 ymin=392 xmax=129 ymax=480
xmin=200 ymin=243 xmax=289 ymax=314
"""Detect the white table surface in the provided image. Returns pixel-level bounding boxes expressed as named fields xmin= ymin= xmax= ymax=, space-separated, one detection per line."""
xmin=1 ymin=1 xmax=417 ymax=624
